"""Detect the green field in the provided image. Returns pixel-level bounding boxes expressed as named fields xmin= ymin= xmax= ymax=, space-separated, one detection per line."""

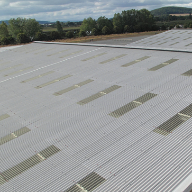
xmin=42 ymin=26 xmax=80 ymax=32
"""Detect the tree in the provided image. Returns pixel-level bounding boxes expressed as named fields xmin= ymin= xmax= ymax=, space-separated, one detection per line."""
xmin=124 ymin=25 xmax=129 ymax=33
xmin=9 ymin=18 xmax=41 ymax=40
xmin=23 ymin=19 xmax=41 ymax=40
xmin=8 ymin=18 xmax=26 ymax=38
xmin=92 ymin=28 xmax=98 ymax=36
xmin=66 ymin=31 xmax=74 ymax=38
xmin=79 ymin=30 xmax=86 ymax=37
xmin=56 ymin=21 xmax=63 ymax=35
xmin=17 ymin=33 xmax=30 ymax=43
xmin=97 ymin=16 xmax=113 ymax=33
xmin=80 ymin=17 xmax=96 ymax=35
xmin=50 ymin=31 xmax=61 ymax=40
xmin=113 ymin=13 xmax=123 ymax=33
xmin=102 ymin=26 xmax=110 ymax=35
xmin=0 ymin=21 xmax=9 ymax=38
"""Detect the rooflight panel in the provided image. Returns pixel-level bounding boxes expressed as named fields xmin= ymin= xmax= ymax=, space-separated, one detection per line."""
xmin=182 ymin=69 xmax=192 ymax=76
xmin=148 ymin=59 xmax=178 ymax=71
xmin=153 ymin=104 xmax=192 ymax=136
xmin=60 ymin=50 xmax=83 ymax=58
xmin=109 ymin=92 xmax=157 ymax=118
xmin=0 ymin=64 xmax=22 ymax=72
xmin=47 ymin=49 xmax=69 ymax=56
xmin=153 ymin=113 xmax=190 ymax=136
xmin=82 ymin=53 xmax=106 ymax=61
xmin=100 ymin=54 xmax=126 ymax=64
xmin=0 ymin=145 xmax=60 ymax=185
xmin=77 ymin=85 xmax=121 ymax=105
xmin=35 ymin=74 xmax=72 ymax=89
xmin=53 ymin=79 xmax=94 ymax=96
xmin=65 ymin=172 xmax=106 ymax=192
xmin=122 ymin=56 xmax=150 ymax=67
xmin=0 ymin=127 xmax=30 ymax=146
xmin=0 ymin=175 xmax=6 ymax=186
xmin=4 ymin=67 xmax=33 ymax=76
xmin=21 ymin=71 xmax=54 ymax=83
xmin=38 ymin=145 xmax=60 ymax=159
xmin=0 ymin=114 xmax=10 ymax=121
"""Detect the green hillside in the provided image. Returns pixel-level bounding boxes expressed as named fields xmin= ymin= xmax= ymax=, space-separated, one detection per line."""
xmin=151 ymin=6 xmax=192 ymax=16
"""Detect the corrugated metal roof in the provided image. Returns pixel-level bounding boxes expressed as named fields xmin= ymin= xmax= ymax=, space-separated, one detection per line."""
xmin=0 ymin=30 xmax=192 ymax=192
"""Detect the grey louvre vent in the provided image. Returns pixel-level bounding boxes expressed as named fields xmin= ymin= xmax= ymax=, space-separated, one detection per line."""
xmin=35 ymin=74 xmax=72 ymax=89
xmin=182 ymin=69 xmax=192 ymax=76
xmin=60 ymin=50 xmax=82 ymax=58
xmin=53 ymin=79 xmax=94 ymax=96
xmin=77 ymin=85 xmax=121 ymax=105
xmin=0 ymin=127 xmax=31 ymax=145
xmin=0 ymin=145 xmax=60 ymax=185
xmin=100 ymin=54 xmax=126 ymax=64
xmin=153 ymin=104 xmax=192 ymax=136
xmin=65 ymin=172 xmax=106 ymax=192
xmin=21 ymin=71 xmax=54 ymax=83
xmin=109 ymin=92 xmax=157 ymax=118
xmin=0 ymin=114 xmax=10 ymax=121
xmin=122 ymin=56 xmax=150 ymax=67
xmin=148 ymin=59 xmax=178 ymax=71
xmin=4 ymin=67 xmax=33 ymax=76
xmin=82 ymin=53 xmax=106 ymax=61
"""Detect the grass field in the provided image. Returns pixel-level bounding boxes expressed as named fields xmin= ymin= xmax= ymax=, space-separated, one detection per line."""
xmin=53 ymin=31 xmax=165 ymax=43
xmin=42 ymin=26 xmax=80 ymax=32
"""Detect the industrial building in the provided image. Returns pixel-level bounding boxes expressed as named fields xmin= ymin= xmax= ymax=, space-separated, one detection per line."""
xmin=0 ymin=30 xmax=192 ymax=191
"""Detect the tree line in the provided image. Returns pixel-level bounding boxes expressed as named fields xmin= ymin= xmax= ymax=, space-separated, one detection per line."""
xmin=80 ymin=9 xmax=158 ymax=36
xmin=0 ymin=8 xmax=159 ymax=45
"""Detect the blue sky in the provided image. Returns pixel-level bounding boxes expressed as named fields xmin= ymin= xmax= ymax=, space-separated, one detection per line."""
xmin=0 ymin=0 xmax=192 ymax=21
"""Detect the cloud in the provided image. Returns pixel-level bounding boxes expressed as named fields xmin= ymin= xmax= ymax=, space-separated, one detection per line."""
xmin=0 ymin=0 xmax=192 ymax=21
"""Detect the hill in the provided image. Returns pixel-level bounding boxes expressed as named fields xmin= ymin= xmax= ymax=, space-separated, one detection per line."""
xmin=151 ymin=6 xmax=192 ymax=16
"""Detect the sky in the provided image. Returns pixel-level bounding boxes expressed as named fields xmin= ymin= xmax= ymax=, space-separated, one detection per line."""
xmin=0 ymin=0 xmax=192 ymax=22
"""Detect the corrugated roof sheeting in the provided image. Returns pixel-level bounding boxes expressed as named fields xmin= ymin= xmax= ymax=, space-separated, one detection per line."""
xmin=0 ymin=30 xmax=192 ymax=191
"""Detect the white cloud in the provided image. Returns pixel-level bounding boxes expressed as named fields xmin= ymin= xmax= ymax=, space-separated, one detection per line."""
xmin=0 ymin=0 xmax=192 ymax=21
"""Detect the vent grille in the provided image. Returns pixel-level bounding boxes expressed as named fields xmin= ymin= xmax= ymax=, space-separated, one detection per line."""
xmin=65 ymin=172 xmax=106 ymax=192
xmin=35 ymin=74 xmax=72 ymax=89
xmin=100 ymin=54 xmax=126 ymax=64
xmin=77 ymin=85 xmax=121 ymax=105
xmin=82 ymin=53 xmax=106 ymax=61
xmin=0 ymin=145 xmax=60 ymax=185
xmin=21 ymin=71 xmax=54 ymax=83
xmin=0 ymin=114 xmax=10 ymax=121
xmin=0 ymin=127 xmax=30 ymax=146
xmin=153 ymin=104 xmax=192 ymax=136
xmin=109 ymin=92 xmax=157 ymax=118
xmin=53 ymin=79 xmax=94 ymax=96
xmin=122 ymin=56 xmax=150 ymax=67
xmin=148 ymin=59 xmax=178 ymax=71
xmin=182 ymin=69 xmax=192 ymax=76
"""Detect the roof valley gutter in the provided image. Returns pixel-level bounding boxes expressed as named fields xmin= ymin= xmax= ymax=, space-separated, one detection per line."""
xmin=33 ymin=41 xmax=192 ymax=53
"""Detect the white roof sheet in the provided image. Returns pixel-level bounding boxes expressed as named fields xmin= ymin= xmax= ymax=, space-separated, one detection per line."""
xmin=0 ymin=30 xmax=191 ymax=192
